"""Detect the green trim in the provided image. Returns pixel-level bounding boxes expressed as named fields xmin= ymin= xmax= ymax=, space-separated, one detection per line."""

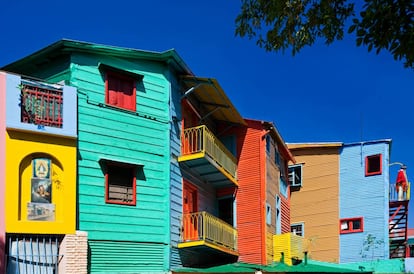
xmin=2 ymin=39 xmax=193 ymax=75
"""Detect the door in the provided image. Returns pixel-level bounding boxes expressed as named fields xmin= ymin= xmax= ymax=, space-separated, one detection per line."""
xmin=183 ymin=180 xmax=198 ymax=241
xmin=181 ymin=100 xmax=200 ymax=155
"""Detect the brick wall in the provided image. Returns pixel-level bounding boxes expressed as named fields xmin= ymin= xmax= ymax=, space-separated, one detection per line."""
xmin=59 ymin=231 xmax=88 ymax=274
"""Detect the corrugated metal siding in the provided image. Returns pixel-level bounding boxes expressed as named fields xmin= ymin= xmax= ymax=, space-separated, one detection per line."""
xmin=339 ymin=142 xmax=389 ymax=262
xmin=236 ymin=120 xmax=265 ymax=264
xmin=280 ymin=195 xmax=291 ymax=233
xmin=289 ymin=147 xmax=340 ymax=263
xmin=88 ymin=240 xmax=169 ymax=273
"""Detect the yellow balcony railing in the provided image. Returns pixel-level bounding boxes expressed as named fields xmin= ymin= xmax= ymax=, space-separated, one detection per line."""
xmin=273 ymin=233 xmax=310 ymax=266
xmin=181 ymin=125 xmax=237 ymax=180
xmin=390 ymin=182 xmax=411 ymax=201
xmin=180 ymin=211 xmax=238 ymax=252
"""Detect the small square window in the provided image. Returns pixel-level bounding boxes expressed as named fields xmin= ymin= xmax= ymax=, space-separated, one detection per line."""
xmin=105 ymin=72 xmax=136 ymax=111
xmin=105 ymin=163 xmax=136 ymax=205
xmin=365 ymin=154 xmax=382 ymax=176
xmin=291 ymin=223 xmax=304 ymax=236
xmin=340 ymin=217 xmax=363 ymax=234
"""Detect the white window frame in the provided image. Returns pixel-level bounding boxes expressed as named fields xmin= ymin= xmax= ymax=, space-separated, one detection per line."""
xmin=291 ymin=222 xmax=304 ymax=237
xmin=266 ymin=203 xmax=272 ymax=225
xmin=289 ymin=164 xmax=303 ymax=187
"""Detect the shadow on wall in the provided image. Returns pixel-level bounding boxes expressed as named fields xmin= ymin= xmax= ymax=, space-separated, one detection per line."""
xmin=0 ymin=235 xmax=4 ymax=274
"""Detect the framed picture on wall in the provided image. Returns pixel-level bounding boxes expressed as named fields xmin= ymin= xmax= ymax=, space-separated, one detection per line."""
xmin=27 ymin=202 xmax=55 ymax=221
xmin=32 ymin=158 xmax=51 ymax=179
xmin=31 ymin=178 xmax=52 ymax=203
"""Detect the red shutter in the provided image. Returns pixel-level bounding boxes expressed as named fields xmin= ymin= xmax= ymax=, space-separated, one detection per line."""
xmin=106 ymin=72 xmax=136 ymax=111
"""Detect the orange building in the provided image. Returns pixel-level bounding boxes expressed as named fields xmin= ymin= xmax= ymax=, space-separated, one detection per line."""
xmin=232 ymin=119 xmax=295 ymax=265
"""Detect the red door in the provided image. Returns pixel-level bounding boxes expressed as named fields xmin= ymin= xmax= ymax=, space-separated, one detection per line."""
xmin=183 ymin=180 xmax=198 ymax=241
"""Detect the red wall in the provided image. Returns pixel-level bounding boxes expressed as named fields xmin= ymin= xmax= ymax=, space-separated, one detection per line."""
xmin=235 ymin=120 xmax=266 ymax=264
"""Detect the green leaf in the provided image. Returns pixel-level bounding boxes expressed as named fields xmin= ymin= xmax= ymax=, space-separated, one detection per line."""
xmin=348 ymin=25 xmax=356 ymax=33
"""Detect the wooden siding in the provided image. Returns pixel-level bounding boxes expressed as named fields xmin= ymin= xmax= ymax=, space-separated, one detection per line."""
xmin=289 ymin=146 xmax=340 ymax=263
xmin=236 ymin=120 xmax=265 ymax=264
xmin=339 ymin=142 xmax=390 ymax=262
xmin=67 ymin=53 xmax=175 ymax=271
xmin=169 ymin=71 xmax=184 ymax=268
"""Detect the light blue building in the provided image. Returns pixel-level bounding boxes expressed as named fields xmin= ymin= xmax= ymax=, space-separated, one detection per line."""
xmin=339 ymin=140 xmax=409 ymax=263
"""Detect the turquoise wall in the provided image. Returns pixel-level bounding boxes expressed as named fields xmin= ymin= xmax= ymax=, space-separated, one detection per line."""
xmin=70 ymin=52 xmax=174 ymax=272
xmin=339 ymin=141 xmax=390 ymax=263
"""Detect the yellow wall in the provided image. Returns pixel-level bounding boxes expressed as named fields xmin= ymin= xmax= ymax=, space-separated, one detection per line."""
xmin=6 ymin=130 xmax=76 ymax=234
xmin=289 ymin=145 xmax=340 ymax=263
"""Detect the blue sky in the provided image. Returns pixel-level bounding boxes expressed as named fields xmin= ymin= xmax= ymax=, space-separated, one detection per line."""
xmin=1 ymin=1 xmax=413 ymax=226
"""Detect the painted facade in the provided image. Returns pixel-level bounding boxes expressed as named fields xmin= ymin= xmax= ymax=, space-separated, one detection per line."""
xmin=339 ymin=140 xmax=391 ymax=263
xmin=288 ymin=143 xmax=342 ymax=263
xmin=4 ymin=40 xmax=192 ymax=273
xmin=0 ymin=71 xmax=79 ymax=273
xmin=289 ymin=140 xmax=409 ymax=264
xmin=173 ymin=77 xmax=246 ymax=267
xmin=232 ymin=119 xmax=294 ymax=265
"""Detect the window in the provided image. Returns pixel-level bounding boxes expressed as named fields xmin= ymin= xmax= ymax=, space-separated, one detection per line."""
xmin=291 ymin=223 xmax=304 ymax=236
xmin=340 ymin=217 xmax=363 ymax=234
xmin=105 ymin=163 xmax=136 ymax=205
xmin=365 ymin=154 xmax=382 ymax=176
xmin=276 ymin=195 xmax=281 ymax=234
xmin=105 ymin=71 xmax=136 ymax=111
xmin=20 ymin=82 xmax=63 ymax=128
xmin=266 ymin=203 xmax=272 ymax=225
xmin=266 ymin=135 xmax=271 ymax=154
xmin=289 ymin=164 xmax=303 ymax=189
xmin=274 ymin=147 xmax=281 ymax=167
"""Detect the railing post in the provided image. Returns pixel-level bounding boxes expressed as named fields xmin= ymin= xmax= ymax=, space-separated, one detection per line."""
xmin=202 ymin=212 xmax=206 ymax=241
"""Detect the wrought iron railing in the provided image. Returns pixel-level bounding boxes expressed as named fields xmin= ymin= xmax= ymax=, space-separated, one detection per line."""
xmin=6 ymin=235 xmax=62 ymax=274
xmin=20 ymin=82 xmax=63 ymax=128
xmin=181 ymin=125 xmax=237 ymax=180
xmin=180 ymin=211 xmax=238 ymax=252
xmin=389 ymin=182 xmax=411 ymax=201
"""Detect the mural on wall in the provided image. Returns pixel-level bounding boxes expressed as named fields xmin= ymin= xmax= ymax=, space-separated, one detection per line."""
xmin=28 ymin=158 xmax=55 ymax=221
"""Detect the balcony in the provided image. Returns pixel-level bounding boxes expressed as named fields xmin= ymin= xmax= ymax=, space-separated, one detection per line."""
xmin=178 ymin=125 xmax=238 ymax=187
xmin=178 ymin=211 xmax=238 ymax=267
xmin=273 ymin=233 xmax=310 ymax=266
xmin=389 ymin=182 xmax=410 ymax=202
xmin=20 ymin=82 xmax=63 ymax=128
xmin=4 ymin=73 xmax=77 ymax=138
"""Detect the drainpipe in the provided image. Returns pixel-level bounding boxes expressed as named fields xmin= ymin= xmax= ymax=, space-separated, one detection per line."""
xmin=304 ymin=251 xmax=308 ymax=265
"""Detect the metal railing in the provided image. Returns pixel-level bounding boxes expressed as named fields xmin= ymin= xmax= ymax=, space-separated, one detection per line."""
xmin=389 ymin=182 xmax=411 ymax=201
xmin=181 ymin=125 xmax=237 ymax=180
xmin=6 ymin=235 xmax=62 ymax=274
xmin=20 ymin=82 xmax=63 ymax=128
xmin=180 ymin=211 xmax=238 ymax=252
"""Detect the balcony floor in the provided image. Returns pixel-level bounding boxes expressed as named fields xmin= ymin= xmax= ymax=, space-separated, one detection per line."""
xmin=178 ymin=153 xmax=238 ymax=188
xmin=178 ymin=240 xmax=238 ymax=267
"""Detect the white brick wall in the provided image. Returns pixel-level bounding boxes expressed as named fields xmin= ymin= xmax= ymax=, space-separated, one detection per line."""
xmin=59 ymin=231 xmax=88 ymax=274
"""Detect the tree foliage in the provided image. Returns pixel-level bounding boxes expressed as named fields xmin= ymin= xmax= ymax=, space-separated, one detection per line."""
xmin=235 ymin=0 xmax=414 ymax=68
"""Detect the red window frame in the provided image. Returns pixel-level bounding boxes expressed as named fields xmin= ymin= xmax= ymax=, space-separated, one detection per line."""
xmin=105 ymin=162 xmax=137 ymax=206
xmin=105 ymin=71 xmax=136 ymax=111
xmin=365 ymin=154 xmax=382 ymax=176
xmin=340 ymin=217 xmax=364 ymax=234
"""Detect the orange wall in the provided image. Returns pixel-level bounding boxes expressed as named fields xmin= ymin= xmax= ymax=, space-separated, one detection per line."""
xmin=236 ymin=121 xmax=266 ymax=264
xmin=289 ymin=146 xmax=340 ymax=263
